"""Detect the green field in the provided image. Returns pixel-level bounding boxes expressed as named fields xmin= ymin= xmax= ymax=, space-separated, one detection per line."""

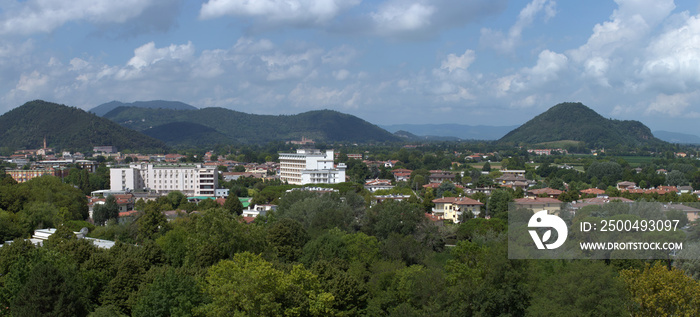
xmin=532 ymin=140 xmax=583 ymax=148
xmin=617 ymin=156 xmax=655 ymax=166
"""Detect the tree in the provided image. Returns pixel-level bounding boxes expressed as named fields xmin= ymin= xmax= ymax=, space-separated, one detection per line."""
xmin=666 ymin=170 xmax=688 ymax=187
xmin=199 ymin=252 xmax=335 ymax=316
xmin=482 ymin=162 xmax=491 ymax=172
xmin=94 ymin=195 xmax=120 ymax=226
xmin=223 ymin=196 xmax=244 ymax=216
xmin=488 ymin=189 xmax=513 ymax=219
xmin=137 ymin=204 xmax=168 ymax=241
xmin=621 ymin=262 xmax=700 ymax=316
xmin=11 ymin=261 xmax=89 ymax=317
xmin=268 ymin=218 xmax=309 ymax=262
xmin=165 ymin=191 xmax=185 ymax=210
xmin=132 ymin=267 xmax=204 ymax=317
xmin=436 ymin=181 xmax=456 ymax=198
xmin=527 ymin=260 xmax=628 ymax=316
xmin=363 ymin=200 xmax=425 ymax=240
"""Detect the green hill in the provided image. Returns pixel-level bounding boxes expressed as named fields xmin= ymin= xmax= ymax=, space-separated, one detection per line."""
xmin=103 ymin=106 xmax=400 ymax=145
xmin=142 ymin=122 xmax=232 ymax=146
xmin=499 ymin=102 xmax=665 ymax=148
xmin=90 ymin=100 xmax=198 ymax=116
xmin=0 ymin=100 xmax=167 ymax=153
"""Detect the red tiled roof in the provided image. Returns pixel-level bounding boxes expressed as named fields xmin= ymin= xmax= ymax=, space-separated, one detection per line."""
xmin=528 ymin=188 xmax=563 ymax=195
xmin=432 ymin=196 xmax=483 ymax=205
xmin=580 ymin=188 xmax=605 ymax=195
xmin=119 ymin=210 xmax=139 ymax=217
xmin=515 ymin=197 xmax=562 ymax=204
xmin=425 ymin=213 xmax=444 ymax=222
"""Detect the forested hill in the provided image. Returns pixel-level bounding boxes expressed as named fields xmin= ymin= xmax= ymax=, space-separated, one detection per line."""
xmin=498 ymin=102 xmax=666 ymax=148
xmin=89 ymin=100 xmax=198 ymax=117
xmin=0 ymin=100 xmax=167 ymax=152
xmin=104 ymin=106 xmax=401 ymax=145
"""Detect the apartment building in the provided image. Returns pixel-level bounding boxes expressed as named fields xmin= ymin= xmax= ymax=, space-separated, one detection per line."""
xmin=110 ymin=163 xmax=218 ymax=196
xmin=279 ymin=149 xmax=346 ymax=185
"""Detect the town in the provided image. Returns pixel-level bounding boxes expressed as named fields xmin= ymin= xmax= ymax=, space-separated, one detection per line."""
xmin=3 ymin=132 xmax=700 ymax=315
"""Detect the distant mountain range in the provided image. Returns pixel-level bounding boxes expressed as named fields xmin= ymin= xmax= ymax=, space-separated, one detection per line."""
xmin=0 ymin=100 xmax=167 ymax=152
xmin=102 ymin=106 xmax=400 ymax=145
xmin=90 ymin=100 xmax=198 ymax=117
xmin=3 ymin=100 xmax=695 ymax=151
xmin=382 ymin=124 xmax=518 ymax=141
xmin=499 ymin=102 xmax=666 ymax=148
xmin=652 ymin=130 xmax=700 ymax=145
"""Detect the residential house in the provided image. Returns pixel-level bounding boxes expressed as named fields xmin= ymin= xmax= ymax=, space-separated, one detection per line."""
xmin=242 ymin=204 xmax=277 ymax=218
xmin=580 ymin=188 xmax=606 ymax=196
xmin=514 ymin=197 xmax=563 ymax=214
xmin=391 ymin=168 xmax=413 ymax=182
xmin=428 ymin=170 xmax=455 ymax=183
xmin=432 ymin=196 xmax=483 ymax=223
xmin=616 ymin=181 xmax=636 ymax=191
xmin=527 ymin=187 xmax=563 ymax=198
xmin=372 ymin=194 xmax=412 ymax=205
xmin=569 ymin=196 xmax=634 ymax=212
xmin=364 ymin=179 xmax=394 ymax=192
xmin=678 ymin=186 xmax=694 ymax=194
xmin=662 ymin=203 xmax=700 ymax=222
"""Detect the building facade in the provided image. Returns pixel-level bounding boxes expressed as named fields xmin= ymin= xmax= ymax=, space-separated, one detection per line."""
xmin=432 ymin=196 xmax=484 ymax=223
xmin=110 ymin=163 xmax=218 ymax=196
xmin=6 ymin=169 xmax=55 ymax=183
xmin=279 ymin=149 xmax=346 ymax=185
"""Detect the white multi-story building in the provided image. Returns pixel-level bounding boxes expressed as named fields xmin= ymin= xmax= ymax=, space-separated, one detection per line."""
xmin=279 ymin=149 xmax=346 ymax=185
xmin=110 ymin=163 xmax=218 ymax=196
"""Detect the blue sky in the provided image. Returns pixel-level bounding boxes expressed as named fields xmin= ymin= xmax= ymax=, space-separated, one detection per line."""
xmin=1 ymin=0 xmax=700 ymax=135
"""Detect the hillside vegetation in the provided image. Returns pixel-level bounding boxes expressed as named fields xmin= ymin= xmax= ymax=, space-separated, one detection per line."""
xmin=89 ymin=100 xmax=198 ymax=116
xmin=0 ymin=100 xmax=167 ymax=152
xmin=104 ymin=106 xmax=400 ymax=145
xmin=499 ymin=102 xmax=665 ymax=148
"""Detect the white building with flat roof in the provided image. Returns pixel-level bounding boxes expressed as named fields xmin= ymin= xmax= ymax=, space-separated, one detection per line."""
xmin=279 ymin=149 xmax=346 ymax=185
xmin=110 ymin=163 xmax=218 ymax=196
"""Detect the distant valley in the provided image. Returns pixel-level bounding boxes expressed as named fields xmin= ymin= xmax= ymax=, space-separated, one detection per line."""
xmin=382 ymin=124 xmax=519 ymax=141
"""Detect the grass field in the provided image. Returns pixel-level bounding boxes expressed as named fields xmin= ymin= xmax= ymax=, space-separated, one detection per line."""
xmin=617 ymin=156 xmax=655 ymax=166
xmin=532 ymin=140 xmax=583 ymax=148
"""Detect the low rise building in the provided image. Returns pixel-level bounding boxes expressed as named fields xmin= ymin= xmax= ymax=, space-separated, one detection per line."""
xmin=514 ymin=197 xmax=563 ymax=214
xmin=432 ymin=196 xmax=483 ymax=223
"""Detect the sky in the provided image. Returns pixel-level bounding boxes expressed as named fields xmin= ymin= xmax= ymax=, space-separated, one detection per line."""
xmin=1 ymin=0 xmax=700 ymax=135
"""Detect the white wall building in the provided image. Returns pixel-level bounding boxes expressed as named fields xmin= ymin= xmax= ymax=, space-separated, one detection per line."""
xmin=110 ymin=163 xmax=218 ymax=196
xmin=279 ymin=149 xmax=346 ymax=185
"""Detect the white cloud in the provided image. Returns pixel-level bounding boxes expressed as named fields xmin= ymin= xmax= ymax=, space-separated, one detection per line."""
xmin=0 ymin=0 xmax=169 ymax=35
xmin=645 ymin=92 xmax=698 ymax=117
xmin=14 ymin=71 xmax=48 ymax=92
xmin=441 ymin=50 xmax=475 ymax=72
xmin=481 ymin=0 xmax=556 ymax=54
xmin=525 ymin=50 xmax=568 ymax=81
xmin=199 ymin=0 xmax=360 ymax=26
xmin=568 ymin=0 xmax=675 ymax=63
xmin=363 ymin=0 xmax=505 ymax=40
xmin=333 ymin=69 xmax=350 ymax=80
xmin=640 ymin=13 xmax=700 ymax=93
xmin=126 ymin=42 xmax=195 ymax=69
xmin=371 ymin=2 xmax=435 ymax=34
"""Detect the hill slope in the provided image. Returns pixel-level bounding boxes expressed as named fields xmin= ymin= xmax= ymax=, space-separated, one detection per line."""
xmin=103 ymin=106 xmax=400 ymax=145
xmin=499 ymin=102 xmax=665 ymax=148
xmin=90 ymin=100 xmax=198 ymax=116
xmin=0 ymin=100 xmax=167 ymax=152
